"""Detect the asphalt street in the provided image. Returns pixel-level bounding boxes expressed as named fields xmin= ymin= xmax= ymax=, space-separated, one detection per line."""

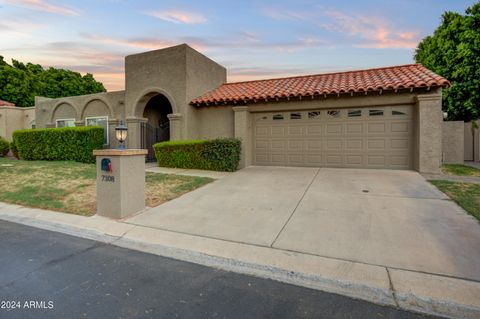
xmin=0 ymin=220 xmax=436 ymax=319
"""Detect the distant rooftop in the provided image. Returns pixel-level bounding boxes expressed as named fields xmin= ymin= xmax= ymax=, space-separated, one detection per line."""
xmin=0 ymin=99 xmax=15 ymax=107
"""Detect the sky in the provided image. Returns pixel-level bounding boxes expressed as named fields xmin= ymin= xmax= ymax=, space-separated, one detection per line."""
xmin=0 ymin=0 xmax=474 ymax=91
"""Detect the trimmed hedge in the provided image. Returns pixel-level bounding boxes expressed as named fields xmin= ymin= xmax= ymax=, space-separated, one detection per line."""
xmin=12 ymin=127 xmax=104 ymax=163
xmin=0 ymin=136 xmax=9 ymax=156
xmin=154 ymin=138 xmax=241 ymax=172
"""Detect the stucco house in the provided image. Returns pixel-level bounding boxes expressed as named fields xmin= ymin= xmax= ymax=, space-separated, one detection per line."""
xmin=0 ymin=99 xmax=35 ymax=142
xmin=30 ymin=44 xmax=451 ymax=173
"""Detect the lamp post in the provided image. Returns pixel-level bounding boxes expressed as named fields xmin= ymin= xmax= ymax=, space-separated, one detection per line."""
xmin=115 ymin=120 xmax=128 ymax=149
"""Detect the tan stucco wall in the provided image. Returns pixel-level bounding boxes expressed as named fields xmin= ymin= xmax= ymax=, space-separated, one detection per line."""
xmin=464 ymin=121 xmax=480 ymax=162
xmin=197 ymin=107 xmax=234 ymax=139
xmin=415 ymin=93 xmax=443 ymax=174
xmin=442 ymin=121 xmax=464 ymax=164
xmin=0 ymin=106 xmax=36 ymax=141
xmin=464 ymin=122 xmax=474 ymax=161
xmin=185 ymin=46 xmax=227 ymax=139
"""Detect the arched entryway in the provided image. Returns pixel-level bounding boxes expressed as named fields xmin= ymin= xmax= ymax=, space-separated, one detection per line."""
xmin=141 ymin=94 xmax=173 ymax=161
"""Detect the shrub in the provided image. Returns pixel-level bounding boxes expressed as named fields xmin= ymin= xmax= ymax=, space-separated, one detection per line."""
xmin=154 ymin=138 xmax=241 ymax=172
xmin=0 ymin=136 xmax=9 ymax=156
xmin=12 ymin=127 xmax=104 ymax=163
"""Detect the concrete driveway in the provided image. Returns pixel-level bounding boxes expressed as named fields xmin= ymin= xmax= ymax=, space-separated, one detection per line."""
xmin=128 ymin=167 xmax=480 ymax=282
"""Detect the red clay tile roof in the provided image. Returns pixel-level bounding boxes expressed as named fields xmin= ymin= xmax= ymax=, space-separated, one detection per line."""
xmin=191 ymin=64 xmax=450 ymax=106
xmin=0 ymin=99 xmax=15 ymax=107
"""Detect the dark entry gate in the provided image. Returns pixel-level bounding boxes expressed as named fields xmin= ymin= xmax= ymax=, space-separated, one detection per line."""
xmin=141 ymin=123 xmax=161 ymax=162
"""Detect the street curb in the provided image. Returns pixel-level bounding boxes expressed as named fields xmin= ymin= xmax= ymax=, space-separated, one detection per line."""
xmin=113 ymin=236 xmax=395 ymax=307
xmin=1 ymin=206 xmax=479 ymax=319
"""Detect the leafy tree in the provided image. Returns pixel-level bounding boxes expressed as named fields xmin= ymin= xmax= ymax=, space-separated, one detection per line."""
xmin=415 ymin=2 xmax=480 ymax=121
xmin=0 ymin=58 xmax=105 ymax=107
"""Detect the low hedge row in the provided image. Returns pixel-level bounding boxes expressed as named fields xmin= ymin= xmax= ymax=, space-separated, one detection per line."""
xmin=154 ymin=138 xmax=241 ymax=172
xmin=12 ymin=127 xmax=104 ymax=163
xmin=0 ymin=136 xmax=9 ymax=156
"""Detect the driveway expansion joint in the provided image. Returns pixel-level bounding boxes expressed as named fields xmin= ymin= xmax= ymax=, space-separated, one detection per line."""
xmin=270 ymin=167 xmax=321 ymax=248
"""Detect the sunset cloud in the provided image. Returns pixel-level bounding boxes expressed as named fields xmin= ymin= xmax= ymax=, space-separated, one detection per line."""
xmin=80 ymin=33 xmax=177 ymax=50
xmin=264 ymin=6 xmax=420 ymax=49
xmin=147 ymin=10 xmax=207 ymax=24
xmin=320 ymin=9 xmax=419 ymax=49
xmin=3 ymin=0 xmax=80 ymax=16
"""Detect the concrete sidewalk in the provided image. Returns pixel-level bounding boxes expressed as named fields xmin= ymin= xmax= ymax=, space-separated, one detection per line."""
xmin=0 ymin=201 xmax=479 ymax=319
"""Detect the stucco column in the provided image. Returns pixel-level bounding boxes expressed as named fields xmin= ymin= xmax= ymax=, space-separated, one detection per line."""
xmin=415 ymin=93 xmax=443 ymax=174
xmin=108 ymin=119 xmax=119 ymax=148
xmin=125 ymin=117 xmax=148 ymax=149
xmin=93 ymin=149 xmax=147 ymax=219
xmin=233 ymin=106 xmax=252 ymax=168
xmin=167 ymin=113 xmax=182 ymax=141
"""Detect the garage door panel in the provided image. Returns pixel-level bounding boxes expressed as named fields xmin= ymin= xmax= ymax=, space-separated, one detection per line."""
xmin=390 ymin=155 xmax=409 ymax=167
xmin=391 ymin=122 xmax=409 ymax=133
xmin=326 ymin=139 xmax=342 ymax=150
xmin=271 ymin=126 xmax=286 ymax=136
xmin=346 ymin=139 xmax=363 ymax=150
xmin=326 ymin=154 xmax=343 ymax=166
xmin=306 ymin=124 xmax=323 ymax=136
xmin=288 ymin=154 xmax=304 ymax=164
xmin=255 ymin=126 xmax=269 ymax=137
xmin=368 ymin=155 xmax=386 ymax=166
xmin=288 ymin=140 xmax=304 ymax=151
xmin=271 ymin=154 xmax=287 ymax=164
xmin=305 ymin=154 xmax=323 ymax=165
xmin=255 ymin=139 xmax=269 ymax=150
xmin=368 ymin=123 xmax=386 ymax=133
xmin=271 ymin=140 xmax=286 ymax=151
xmin=391 ymin=139 xmax=409 ymax=150
xmin=254 ymin=153 xmax=269 ymax=164
xmin=306 ymin=140 xmax=322 ymax=150
xmin=346 ymin=123 xmax=363 ymax=134
xmin=368 ymin=139 xmax=386 ymax=150
xmin=326 ymin=123 xmax=343 ymax=135
xmin=345 ymin=154 xmax=363 ymax=165
xmin=253 ymin=106 xmax=412 ymax=169
xmin=288 ymin=125 xmax=304 ymax=136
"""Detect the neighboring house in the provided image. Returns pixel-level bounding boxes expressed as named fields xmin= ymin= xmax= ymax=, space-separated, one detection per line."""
xmin=0 ymin=99 xmax=35 ymax=141
xmin=31 ymin=44 xmax=450 ymax=173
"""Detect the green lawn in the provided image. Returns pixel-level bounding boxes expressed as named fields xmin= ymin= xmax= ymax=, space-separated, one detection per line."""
xmin=442 ymin=164 xmax=480 ymax=177
xmin=0 ymin=158 xmax=213 ymax=216
xmin=430 ymin=180 xmax=480 ymax=221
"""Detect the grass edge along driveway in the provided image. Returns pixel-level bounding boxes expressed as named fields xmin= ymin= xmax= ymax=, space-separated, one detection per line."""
xmin=0 ymin=158 xmax=213 ymax=216
xmin=429 ymin=179 xmax=480 ymax=222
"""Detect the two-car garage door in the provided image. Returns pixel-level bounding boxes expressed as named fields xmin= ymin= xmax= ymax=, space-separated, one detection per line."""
xmin=253 ymin=105 xmax=413 ymax=169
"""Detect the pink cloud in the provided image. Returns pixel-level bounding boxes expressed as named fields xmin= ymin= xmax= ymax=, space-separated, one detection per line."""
xmin=265 ymin=7 xmax=420 ymax=49
xmin=321 ymin=10 xmax=419 ymax=49
xmin=3 ymin=0 xmax=80 ymax=16
xmin=81 ymin=34 xmax=177 ymax=50
xmin=147 ymin=10 xmax=207 ymax=24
